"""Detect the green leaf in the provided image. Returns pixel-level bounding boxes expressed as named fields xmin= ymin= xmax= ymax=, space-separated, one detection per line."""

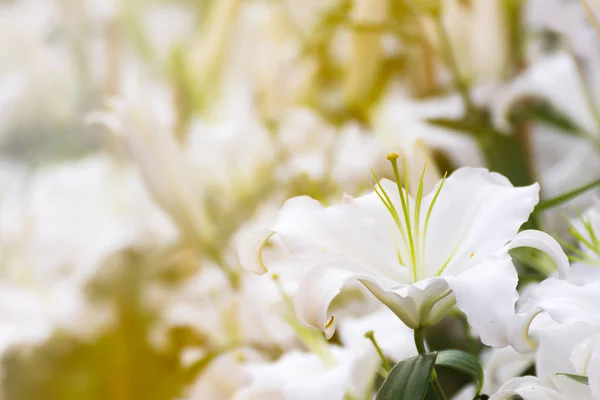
xmin=535 ymin=178 xmax=600 ymax=213
xmin=426 ymin=117 xmax=481 ymax=135
xmin=509 ymin=99 xmax=583 ymax=136
xmin=427 ymin=113 xmax=537 ymax=189
xmin=556 ymin=373 xmax=589 ymax=385
xmin=376 ymin=352 xmax=437 ymax=400
xmin=435 ymin=350 xmax=484 ymax=397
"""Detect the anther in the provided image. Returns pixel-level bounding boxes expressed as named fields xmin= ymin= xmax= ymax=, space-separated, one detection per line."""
xmin=386 ymin=152 xmax=400 ymax=161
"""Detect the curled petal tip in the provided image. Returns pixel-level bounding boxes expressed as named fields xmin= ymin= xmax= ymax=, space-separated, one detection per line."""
xmin=324 ymin=316 xmax=335 ymax=339
xmin=508 ymin=230 xmax=570 ymax=279
xmin=237 ymin=229 xmax=275 ymax=275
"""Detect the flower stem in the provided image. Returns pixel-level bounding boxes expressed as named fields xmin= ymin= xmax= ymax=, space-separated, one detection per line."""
xmin=414 ymin=328 xmax=448 ymax=400
xmin=365 ymin=330 xmax=391 ymax=372
xmin=414 ymin=328 xmax=427 ymax=354
xmin=432 ymin=17 xmax=475 ymax=115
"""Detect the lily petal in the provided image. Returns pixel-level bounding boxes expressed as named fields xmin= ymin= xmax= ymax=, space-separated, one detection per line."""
xmin=507 ymin=230 xmax=570 ymax=279
xmin=536 ymin=323 xmax=597 ymax=397
xmin=273 ymin=195 xmax=406 ymax=282
xmin=491 ymin=53 xmax=598 ymax=135
xmin=521 ymin=279 xmax=600 ymax=327
xmin=365 ymin=277 xmax=455 ymax=329
xmin=423 ymin=168 xmax=539 ymax=278
xmin=482 ymin=346 xmax=536 ymax=394
xmin=237 ymin=228 xmax=274 ymax=275
xmin=236 ymin=347 xmax=370 ymax=400
xmin=506 ymin=307 xmax=543 ymax=354
xmin=293 ymin=265 xmax=398 ymax=338
xmin=562 ymin=331 xmax=600 ymax=400
xmin=489 ymin=376 xmax=569 ymax=400
xmin=446 ymin=254 xmax=519 ymax=348
xmin=569 ymin=263 xmax=600 ymax=285
xmin=293 ymin=264 xmax=453 ymax=337
xmin=585 ymin=337 xmax=600 ymax=400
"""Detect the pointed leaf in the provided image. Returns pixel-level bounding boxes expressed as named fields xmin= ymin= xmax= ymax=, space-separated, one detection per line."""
xmin=376 ymin=352 xmax=437 ymax=400
xmin=509 ymin=99 xmax=583 ymax=136
xmin=535 ymin=178 xmax=600 ymax=213
xmin=436 ymin=350 xmax=484 ymax=396
xmin=556 ymin=373 xmax=589 ymax=385
xmin=426 ymin=117 xmax=480 ymax=135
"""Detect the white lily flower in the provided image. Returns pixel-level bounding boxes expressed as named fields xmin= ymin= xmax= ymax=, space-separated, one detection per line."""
xmin=502 ymin=278 xmax=600 ymax=399
xmin=183 ymin=348 xmax=265 ymax=400
xmin=277 ymin=108 xmax=391 ymax=192
xmin=492 ymin=52 xmax=600 ymax=136
xmin=571 ymin=332 xmax=600 ymax=398
xmin=275 ymin=107 xmax=439 ymax=196
xmin=536 ymin=322 xmax=599 ymax=400
xmin=525 ymin=0 xmax=600 ymax=61
xmin=0 ymin=155 xmax=173 ymax=352
xmin=234 ymin=345 xmax=378 ymax=400
xmin=532 ymin=127 xmax=600 ymax=234
xmin=185 ymin=111 xmax=275 ymax=201
xmin=243 ymin=163 xmax=569 ymax=349
xmin=373 ymin=85 xmax=486 ymax=170
xmin=486 ymin=319 xmax=600 ymax=400
xmin=1 ymin=155 xmax=176 ymax=284
xmin=489 ymin=376 xmax=569 ymax=400
xmin=212 ymin=1 xmax=321 ymax=121
xmin=518 ymin=279 xmax=600 ymax=333
xmin=441 ymin=0 xmax=509 ymax=84
xmin=273 ymin=108 xmax=337 ymax=182
xmin=0 ymin=0 xmax=79 ymax=139
xmin=158 ymin=264 xmax=297 ymax=350
xmin=95 ymin=85 xmax=211 ymax=242
xmin=97 ymin=82 xmax=282 ymax=245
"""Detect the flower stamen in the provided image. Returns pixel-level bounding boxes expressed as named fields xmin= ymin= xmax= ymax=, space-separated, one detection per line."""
xmin=371 ymin=170 xmax=410 ymax=269
xmin=413 ymin=163 xmax=427 ymax=279
xmin=565 ymin=211 xmax=600 ymax=266
xmin=388 ymin=153 xmax=418 ymax=280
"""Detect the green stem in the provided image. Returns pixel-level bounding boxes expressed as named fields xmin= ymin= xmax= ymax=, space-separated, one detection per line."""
xmin=571 ymin=49 xmax=600 ymax=140
xmin=414 ymin=328 xmax=427 ymax=354
xmin=401 ymin=0 xmax=475 ymax=113
xmin=365 ymin=331 xmax=391 ymax=372
xmin=432 ymin=17 xmax=476 ymax=114
xmin=414 ymin=329 xmax=448 ymax=400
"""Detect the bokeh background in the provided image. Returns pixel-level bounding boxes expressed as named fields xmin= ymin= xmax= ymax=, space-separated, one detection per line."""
xmin=1 ymin=0 xmax=600 ymax=399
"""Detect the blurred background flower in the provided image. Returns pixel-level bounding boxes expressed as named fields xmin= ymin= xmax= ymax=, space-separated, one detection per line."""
xmin=1 ymin=0 xmax=600 ymax=399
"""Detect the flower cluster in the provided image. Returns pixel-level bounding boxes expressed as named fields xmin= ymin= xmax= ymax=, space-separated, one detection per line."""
xmin=2 ymin=0 xmax=600 ymax=399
